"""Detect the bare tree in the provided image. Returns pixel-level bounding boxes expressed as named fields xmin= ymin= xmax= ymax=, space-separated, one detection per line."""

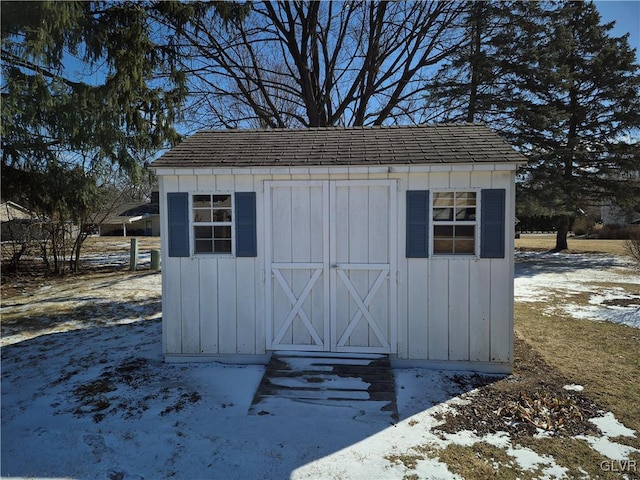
xmin=162 ymin=1 xmax=467 ymax=128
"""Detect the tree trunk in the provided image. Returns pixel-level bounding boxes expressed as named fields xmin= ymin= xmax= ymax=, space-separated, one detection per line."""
xmin=555 ymin=215 xmax=569 ymax=251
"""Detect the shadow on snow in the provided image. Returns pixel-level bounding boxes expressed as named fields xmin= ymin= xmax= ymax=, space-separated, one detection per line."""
xmin=0 ymin=306 xmax=501 ymax=479
xmin=514 ymin=251 xmax=626 ymax=279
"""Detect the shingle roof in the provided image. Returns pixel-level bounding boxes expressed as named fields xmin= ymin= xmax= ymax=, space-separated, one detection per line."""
xmin=151 ymin=123 xmax=526 ymax=168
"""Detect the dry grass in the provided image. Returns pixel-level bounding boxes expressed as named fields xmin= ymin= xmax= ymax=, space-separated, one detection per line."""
xmin=516 ymin=234 xmax=628 ymax=256
xmin=435 ymin=443 xmax=528 ymax=480
xmin=81 ymin=235 xmax=161 ymax=255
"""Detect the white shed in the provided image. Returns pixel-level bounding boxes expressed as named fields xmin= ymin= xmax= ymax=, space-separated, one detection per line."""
xmin=150 ymin=124 xmax=526 ymax=373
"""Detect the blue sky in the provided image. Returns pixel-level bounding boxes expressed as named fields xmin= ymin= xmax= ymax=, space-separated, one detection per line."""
xmin=595 ymin=1 xmax=640 ymax=59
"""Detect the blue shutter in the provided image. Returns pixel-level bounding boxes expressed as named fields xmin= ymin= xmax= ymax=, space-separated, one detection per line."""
xmin=167 ymin=192 xmax=190 ymax=257
xmin=406 ymin=190 xmax=430 ymax=258
xmin=235 ymin=192 xmax=257 ymax=257
xmin=481 ymin=189 xmax=506 ymax=258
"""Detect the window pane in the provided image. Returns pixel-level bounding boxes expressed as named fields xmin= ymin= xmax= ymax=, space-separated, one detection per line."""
xmin=433 ymin=208 xmax=453 ymax=221
xmin=456 ymin=192 xmax=476 ymax=206
xmin=214 ymin=240 xmax=232 ymax=253
xmin=195 ymin=226 xmax=213 ymax=238
xmin=193 ymin=195 xmax=211 ymax=208
xmin=195 ymin=240 xmax=213 ymax=253
xmin=454 ymin=239 xmax=475 ymax=254
xmin=213 ymin=195 xmax=232 ymax=208
xmin=455 ymin=225 xmax=475 ymax=238
xmin=456 ymin=208 xmax=476 ymax=221
xmin=434 ymin=225 xmax=454 ymax=237
xmin=433 ymin=192 xmax=454 ymax=206
xmin=434 ymin=239 xmax=453 ymax=254
xmin=214 ymin=226 xmax=231 ymax=238
xmin=212 ymin=209 xmax=232 ymax=222
xmin=193 ymin=209 xmax=212 ymax=222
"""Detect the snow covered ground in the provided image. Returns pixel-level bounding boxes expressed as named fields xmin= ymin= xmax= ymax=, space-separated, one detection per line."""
xmin=515 ymin=251 xmax=640 ymax=328
xmin=1 ymin=252 xmax=638 ymax=479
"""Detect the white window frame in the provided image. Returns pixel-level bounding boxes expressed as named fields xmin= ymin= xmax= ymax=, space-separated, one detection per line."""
xmin=191 ymin=192 xmax=235 ymax=256
xmin=430 ymin=189 xmax=479 ymax=257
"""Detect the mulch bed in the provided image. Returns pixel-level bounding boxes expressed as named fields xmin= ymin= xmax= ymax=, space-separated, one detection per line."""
xmin=434 ymin=337 xmax=602 ymax=439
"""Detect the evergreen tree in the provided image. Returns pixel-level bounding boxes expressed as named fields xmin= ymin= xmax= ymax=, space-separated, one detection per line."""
xmin=1 ymin=1 xmax=188 ymax=177
xmin=424 ymin=2 xmax=546 ymax=128
xmin=514 ymin=1 xmax=640 ymax=250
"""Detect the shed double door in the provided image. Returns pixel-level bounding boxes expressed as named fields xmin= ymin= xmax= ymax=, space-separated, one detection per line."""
xmin=265 ymin=180 xmax=397 ymax=354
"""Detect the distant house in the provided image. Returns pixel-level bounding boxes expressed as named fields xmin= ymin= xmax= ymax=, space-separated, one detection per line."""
xmin=0 ymin=201 xmax=42 ymax=241
xmin=150 ymin=124 xmax=526 ymax=373
xmin=1 ymin=201 xmax=32 ymax=223
xmin=97 ymin=195 xmax=160 ymax=236
xmin=601 ymin=203 xmax=640 ymax=226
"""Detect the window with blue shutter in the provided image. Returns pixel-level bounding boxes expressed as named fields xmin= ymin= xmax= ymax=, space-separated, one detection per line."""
xmin=235 ymin=192 xmax=257 ymax=257
xmin=193 ymin=194 xmax=233 ymax=253
xmin=406 ymin=190 xmax=429 ymax=258
xmin=167 ymin=192 xmax=190 ymax=257
xmin=480 ymin=189 xmax=506 ymax=258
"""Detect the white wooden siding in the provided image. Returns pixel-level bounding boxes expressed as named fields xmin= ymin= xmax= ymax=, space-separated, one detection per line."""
xmin=159 ymin=167 xmax=516 ymax=368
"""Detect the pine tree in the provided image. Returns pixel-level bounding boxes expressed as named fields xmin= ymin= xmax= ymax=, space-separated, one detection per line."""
xmin=424 ymin=2 xmax=546 ymax=128
xmin=514 ymin=1 xmax=640 ymax=250
xmin=0 ymin=1 xmax=243 ymax=272
xmin=1 ymin=1 xmax=189 ymax=177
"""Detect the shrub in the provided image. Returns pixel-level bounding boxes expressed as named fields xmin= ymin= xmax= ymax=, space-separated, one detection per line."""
xmin=625 ymin=231 xmax=640 ymax=269
xmin=598 ymin=224 xmax=640 ymax=240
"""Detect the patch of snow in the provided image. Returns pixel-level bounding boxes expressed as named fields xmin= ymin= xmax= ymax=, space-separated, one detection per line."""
xmin=590 ymin=412 xmax=636 ymax=438
xmin=515 ymin=251 xmax=640 ymax=329
xmin=576 ymin=435 xmax=640 ymax=461
xmin=563 ymin=384 xmax=584 ymax=392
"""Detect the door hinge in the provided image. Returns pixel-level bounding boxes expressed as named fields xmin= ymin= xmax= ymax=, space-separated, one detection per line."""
xmin=261 ymin=269 xmax=266 ymax=283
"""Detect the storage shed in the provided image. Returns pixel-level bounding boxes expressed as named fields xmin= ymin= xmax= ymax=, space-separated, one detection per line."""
xmin=150 ymin=124 xmax=526 ymax=373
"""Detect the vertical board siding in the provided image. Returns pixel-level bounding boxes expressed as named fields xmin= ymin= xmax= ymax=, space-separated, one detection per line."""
xmin=468 ymin=261 xmax=491 ymax=361
xmin=161 ymin=176 xmax=182 ymax=354
xmin=481 ymin=189 xmax=506 ymax=258
xmin=428 ymin=260 xmax=449 ymax=360
xmin=167 ymin=193 xmax=190 ymax=258
xmin=218 ymin=258 xmax=237 ymax=354
xmin=396 ymin=174 xmax=409 ymax=358
xmin=490 ymin=260 xmax=511 ymax=362
xmin=407 ymin=261 xmax=428 ymax=359
xmin=449 ymin=171 xmax=471 ymax=189
xmin=164 ymin=258 xmax=183 ymax=353
xmin=236 ymin=258 xmax=256 ymax=353
xmin=181 ymin=259 xmax=200 ymax=353
xmin=448 ymin=261 xmax=470 ymax=361
xmin=199 ymin=258 xmax=219 ymax=353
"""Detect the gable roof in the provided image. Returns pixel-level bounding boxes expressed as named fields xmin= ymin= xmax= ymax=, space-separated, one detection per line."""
xmin=1 ymin=201 xmax=34 ymax=222
xmin=98 ymin=202 xmax=159 ymax=226
xmin=151 ymin=123 xmax=527 ymax=169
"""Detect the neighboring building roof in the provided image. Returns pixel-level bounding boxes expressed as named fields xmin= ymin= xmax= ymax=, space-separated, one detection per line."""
xmin=0 ymin=201 xmax=34 ymax=222
xmin=151 ymin=123 xmax=527 ymax=169
xmin=99 ymin=202 xmax=159 ymax=226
